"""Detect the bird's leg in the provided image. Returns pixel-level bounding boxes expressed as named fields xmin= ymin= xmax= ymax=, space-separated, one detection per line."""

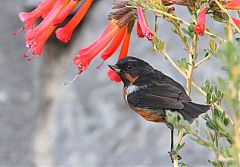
xmin=168 ymin=128 xmax=182 ymax=163
xmin=171 ymin=128 xmax=174 ymax=151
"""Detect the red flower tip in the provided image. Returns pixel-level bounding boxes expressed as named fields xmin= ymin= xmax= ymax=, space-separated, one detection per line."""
xmin=18 ymin=0 xmax=57 ymax=30
xmin=19 ymin=12 xmax=37 ymax=30
xmin=74 ymin=55 xmax=89 ymax=72
xmin=194 ymin=8 xmax=206 ymax=36
xmin=224 ymin=0 xmax=240 ymax=10
xmin=107 ymin=69 xmax=121 ymax=82
xmin=74 ymin=21 xmax=119 ymax=71
xmin=56 ymin=0 xmax=93 ymax=43
xmin=137 ymin=6 xmax=155 ymax=41
xmin=55 ymin=28 xmax=71 ymax=43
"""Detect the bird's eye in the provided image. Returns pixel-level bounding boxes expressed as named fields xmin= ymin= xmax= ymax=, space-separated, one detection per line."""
xmin=127 ymin=65 xmax=133 ymax=70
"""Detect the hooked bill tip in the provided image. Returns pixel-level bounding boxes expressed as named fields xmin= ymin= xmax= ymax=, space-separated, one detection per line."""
xmin=108 ymin=65 xmax=120 ymax=73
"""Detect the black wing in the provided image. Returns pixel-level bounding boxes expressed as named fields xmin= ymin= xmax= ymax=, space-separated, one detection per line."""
xmin=127 ymin=82 xmax=188 ymax=111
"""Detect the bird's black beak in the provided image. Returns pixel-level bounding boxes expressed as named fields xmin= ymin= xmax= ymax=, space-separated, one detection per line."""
xmin=108 ymin=65 xmax=121 ymax=73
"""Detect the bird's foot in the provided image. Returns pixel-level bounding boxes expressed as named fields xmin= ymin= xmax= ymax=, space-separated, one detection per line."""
xmin=168 ymin=150 xmax=182 ymax=163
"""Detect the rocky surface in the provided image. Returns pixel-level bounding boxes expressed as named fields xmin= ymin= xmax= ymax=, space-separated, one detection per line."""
xmin=0 ymin=0 xmax=226 ymax=166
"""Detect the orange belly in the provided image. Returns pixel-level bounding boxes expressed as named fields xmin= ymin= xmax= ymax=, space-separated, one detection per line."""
xmin=130 ymin=107 xmax=165 ymax=122
xmin=123 ymin=87 xmax=165 ymax=123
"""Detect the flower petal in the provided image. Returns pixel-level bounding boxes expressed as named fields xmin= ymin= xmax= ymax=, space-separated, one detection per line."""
xmin=56 ymin=0 xmax=93 ymax=43
xmin=107 ymin=69 xmax=121 ymax=82
xmin=194 ymin=8 xmax=206 ymax=36
xmin=136 ymin=6 xmax=154 ymax=41
xmin=101 ymin=25 xmax=127 ymax=60
xmin=74 ymin=21 xmax=120 ymax=71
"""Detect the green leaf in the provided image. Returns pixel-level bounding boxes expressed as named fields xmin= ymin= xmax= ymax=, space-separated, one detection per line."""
xmin=176 ymin=142 xmax=185 ymax=152
xmin=209 ymin=39 xmax=217 ymax=53
xmin=177 ymin=58 xmax=188 ymax=71
xmin=181 ymin=162 xmax=187 ymax=167
xmin=223 ymin=13 xmax=229 ymax=21
xmin=152 ymin=37 xmax=166 ymax=52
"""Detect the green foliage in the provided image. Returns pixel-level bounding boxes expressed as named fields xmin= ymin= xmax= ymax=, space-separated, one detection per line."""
xmin=217 ymin=41 xmax=240 ymax=116
xmin=131 ymin=0 xmax=240 ymax=166
xmin=177 ymin=58 xmax=189 ymax=71
xmin=202 ymin=80 xmax=224 ymax=104
xmin=152 ymin=36 xmax=166 ymax=52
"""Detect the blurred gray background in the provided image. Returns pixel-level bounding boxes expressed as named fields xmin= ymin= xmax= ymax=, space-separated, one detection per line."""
xmin=0 ymin=0 xmax=226 ymax=166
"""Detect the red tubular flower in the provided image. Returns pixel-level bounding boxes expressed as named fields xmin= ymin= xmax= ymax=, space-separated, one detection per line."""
xmin=23 ymin=0 xmax=68 ymax=59
xmin=17 ymin=0 xmax=94 ymax=60
xmin=56 ymin=0 xmax=93 ymax=43
xmin=107 ymin=31 xmax=132 ymax=82
xmin=101 ymin=26 xmax=127 ymax=61
xmin=136 ymin=6 xmax=154 ymax=41
xmin=232 ymin=17 xmax=240 ymax=28
xmin=224 ymin=0 xmax=240 ymax=10
xmin=53 ymin=0 xmax=78 ymax=25
xmin=72 ymin=1 xmax=136 ymax=83
xmin=80 ymin=22 xmax=115 ymax=53
xmin=136 ymin=20 xmax=144 ymax=38
xmin=74 ymin=20 xmax=120 ymax=72
xmin=108 ymin=21 xmax=134 ymax=82
xmin=194 ymin=8 xmax=206 ymax=36
xmin=29 ymin=25 xmax=56 ymax=58
xmin=18 ymin=0 xmax=57 ymax=30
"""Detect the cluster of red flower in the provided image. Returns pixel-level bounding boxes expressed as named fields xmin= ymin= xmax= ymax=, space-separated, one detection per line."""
xmin=15 ymin=0 xmax=240 ymax=82
xmin=16 ymin=0 xmax=154 ymax=82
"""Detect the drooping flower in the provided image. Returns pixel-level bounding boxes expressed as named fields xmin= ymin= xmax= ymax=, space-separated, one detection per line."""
xmin=194 ymin=8 xmax=207 ymax=36
xmin=16 ymin=0 xmax=93 ymax=60
xmin=53 ymin=0 xmax=79 ymax=25
xmin=23 ymin=0 xmax=69 ymax=59
xmin=17 ymin=0 xmax=155 ymax=83
xmin=74 ymin=1 xmax=135 ymax=79
xmin=108 ymin=21 xmax=134 ymax=82
xmin=73 ymin=2 xmax=156 ymax=83
xmin=74 ymin=20 xmax=121 ymax=72
xmin=18 ymin=0 xmax=57 ymax=30
xmin=224 ymin=0 xmax=240 ymax=10
xmin=56 ymin=0 xmax=93 ymax=43
xmin=100 ymin=26 xmax=127 ymax=61
xmin=136 ymin=6 xmax=154 ymax=41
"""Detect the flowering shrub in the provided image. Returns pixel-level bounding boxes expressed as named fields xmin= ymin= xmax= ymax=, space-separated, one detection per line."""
xmin=15 ymin=0 xmax=240 ymax=166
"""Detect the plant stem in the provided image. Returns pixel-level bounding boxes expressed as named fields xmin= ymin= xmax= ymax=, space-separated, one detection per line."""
xmin=186 ymin=36 xmax=198 ymax=95
xmin=154 ymin=15 xmax=158 ymax=34
xmin=195 ymin=54 xmax=211 ymax=67
xmin=172 ymin=22 xmax=191 ymax=53
xmin=227 ymin=22 xmax=233 ymax=41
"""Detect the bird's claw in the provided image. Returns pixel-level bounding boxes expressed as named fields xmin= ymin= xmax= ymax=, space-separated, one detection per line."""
xmin=168 ymin=150 xmax=182 ymax=163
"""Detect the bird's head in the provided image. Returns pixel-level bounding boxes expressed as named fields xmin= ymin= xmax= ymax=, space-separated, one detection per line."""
xmin=109 ymin=56 xmax=154 ymax=85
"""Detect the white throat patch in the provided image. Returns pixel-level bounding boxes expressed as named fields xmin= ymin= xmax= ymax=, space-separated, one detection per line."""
xmin=125 ymin=85 xmax=148 ymax=102
xmin=126 ymin=85 xmax=140 ymax=96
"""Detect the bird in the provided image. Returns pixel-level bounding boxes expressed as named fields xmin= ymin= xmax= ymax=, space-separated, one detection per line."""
xmin=108 ymin=56 xmax=210 ymax=160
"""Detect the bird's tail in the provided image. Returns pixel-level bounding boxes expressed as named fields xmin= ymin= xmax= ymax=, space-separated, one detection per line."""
xmin=178 ymin=102 xmax=210 ymax=122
